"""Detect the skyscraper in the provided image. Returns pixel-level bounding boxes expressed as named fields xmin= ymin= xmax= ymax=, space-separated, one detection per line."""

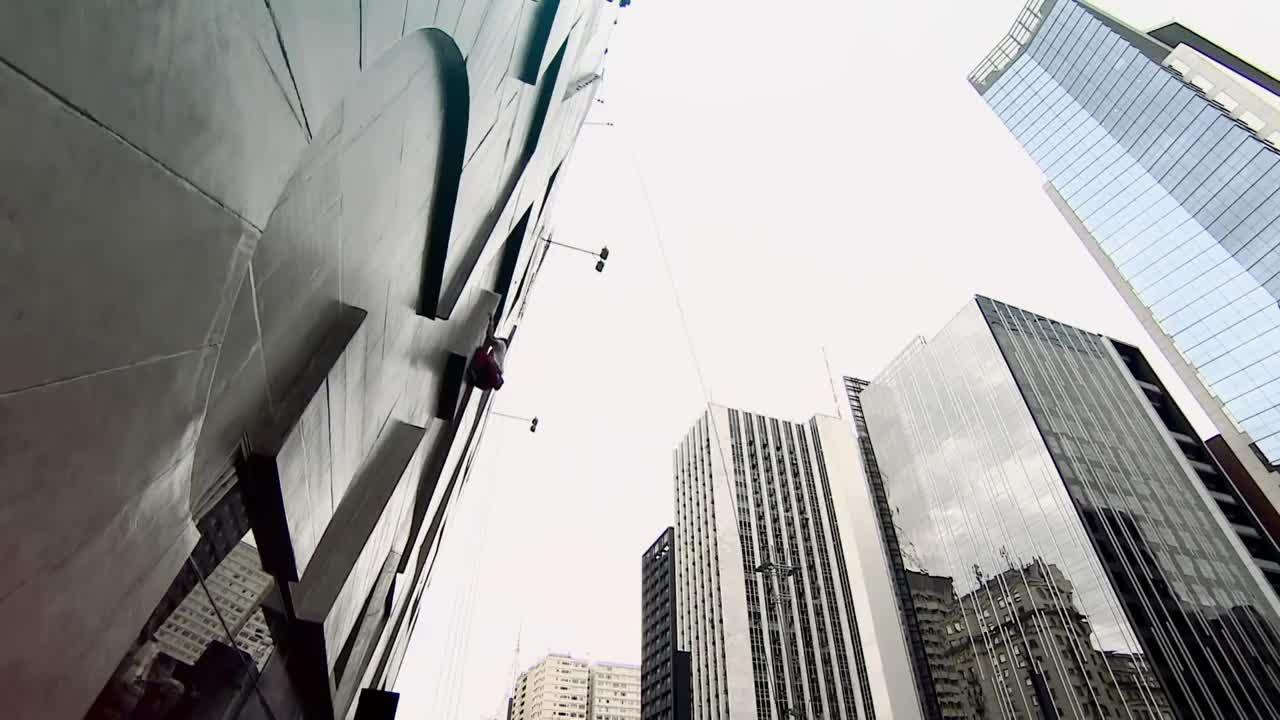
xmin=588 ymin=662 xmax=642 ymax=720
xmin=641 ymin=528 xmax=691 ymax=720
xmin=971 ymin=0 xmax=1280 ymax=538
xmin=846 ymin=378 xmax=945 ymax=720
xmin=861 ymin=295 xmax=1280 ymax=718
xmin=672 ymin=406 xmax=921 ymax=720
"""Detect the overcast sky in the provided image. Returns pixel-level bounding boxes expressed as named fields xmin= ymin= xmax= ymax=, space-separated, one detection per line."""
xmin=395 ymin=2 xmax=1280 ymax=717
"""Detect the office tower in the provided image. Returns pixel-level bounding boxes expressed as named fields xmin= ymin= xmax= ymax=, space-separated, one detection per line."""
xmin=861 ymin=295 xmax=1280 ymax=719
xmin=846 ymin=378 xmax=945 ymax=720
xmin=588 ymin=662 xmax=642 ymax=720
xmin=1110 ymin=338 xmax=1280 ymax=597
xmin=0 ymin=2 xmax=632 ymax=718
xmin=971 ymin=0 xmax=1280 ymax=539
xmin=154 ymin=542 xmax=274 ymax=669
xmin=673 ymin=406 xmax=922 ymax=720
xmin=511 ymin=655 xmax=592 ymax=720
xmin=641 ymin=528 xmax=691 ymax=720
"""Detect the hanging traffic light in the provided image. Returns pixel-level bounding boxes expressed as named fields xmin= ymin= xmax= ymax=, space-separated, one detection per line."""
xmin=529 ymin=417 xmax=539 ymax=433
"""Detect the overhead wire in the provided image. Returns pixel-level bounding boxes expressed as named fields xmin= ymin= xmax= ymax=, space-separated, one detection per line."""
xmin=614 ymin=121 xmax=799 ymax=719
xmin=445 ymin=423 xmax=504 ymax=718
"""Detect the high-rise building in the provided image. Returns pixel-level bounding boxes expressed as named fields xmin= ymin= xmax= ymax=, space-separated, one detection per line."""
xmin=971 ymin=0 xmax=1280 ymax=543
xmin=673 ymin=406 xmax=922 ymax=720
xmin=511 ymin=655 xmax=592 ymax=720
xmin=588 ymin=661 xmax=641 ymax=720
xmin=0 ymin=2 xmax=632 ymax=718
xmin=1110 ymin=337 xmax=1280 ymax=598
xmin=861 ymin=295 xmax=1280 ymax=718
xmin=154 ymin=542 xmax=274 ymax=670
xmin=846 ymin=377 xmax=945 ymax=720
xmin=641 ymin=528 xmax=691 ymax=720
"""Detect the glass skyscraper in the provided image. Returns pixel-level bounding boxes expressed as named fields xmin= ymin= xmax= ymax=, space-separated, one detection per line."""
xmin=971 ymin=0 xmax=1280 ymax=490
xmin=861 ymin=296 xmax=1280 ymax=719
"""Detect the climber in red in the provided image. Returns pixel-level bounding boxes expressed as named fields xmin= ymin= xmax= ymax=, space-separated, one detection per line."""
xmin=468 ymin=315 xmax=508 ymax=391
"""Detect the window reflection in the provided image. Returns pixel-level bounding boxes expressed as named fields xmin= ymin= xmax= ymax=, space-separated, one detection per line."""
xmin=862 ymin=298 xmax=1280 ymax=719
xmin=983 ymin=0 xmax=1280 ymax=469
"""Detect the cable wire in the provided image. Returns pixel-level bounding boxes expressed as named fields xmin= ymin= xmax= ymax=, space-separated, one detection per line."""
xmin=616 ymin=123 xmax=805 ymax=718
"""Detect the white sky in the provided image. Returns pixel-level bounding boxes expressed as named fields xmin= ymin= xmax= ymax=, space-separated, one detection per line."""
xmin=396 ymin=2 xmax=1280 ymax=717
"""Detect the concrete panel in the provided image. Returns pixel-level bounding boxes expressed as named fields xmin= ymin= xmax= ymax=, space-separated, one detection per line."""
xmin=1 ymin=454 xmax=199 ymax=720
xmin=465 ymin=2 xmax=524 ymax=163
xmin=438 ymin=110 xmax=512 ymax=316
xmin=294 ymin=422 xmax=424 ymax=654
xmin=191 ymin=269 xmax=273 ymax=515
xmin=0 ymin=0 xmax=308 ymax=227
xmin=362 ymin=0 xmax=411 ymax=66
xmin=270 ymin=0 xmax=362 ymax=135
xmin=329 ymin=321 xmax=372 ymax=504
xmin=0 ymin=347 xmax=215 ymax=599
xmin=454 ymin=0 xmax=496 ymax=57
xmin=253 ymin=131 xmax=344 ymax=408
xmin=435 ymin=0 xmax=469 ymax=35
xmin=0 ymin=61 xmax=256 ymax=395
xmin=338 ymin=99 xmax=409 ymax=347
xmin=507 ymin=0 xmax=549 ymax=85
xmin=403 ymin=0 xmax=445 ymax=31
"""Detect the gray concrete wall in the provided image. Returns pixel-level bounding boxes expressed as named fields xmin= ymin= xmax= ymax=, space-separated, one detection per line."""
xmin=0 ymin=1 xmax=617 ymax=718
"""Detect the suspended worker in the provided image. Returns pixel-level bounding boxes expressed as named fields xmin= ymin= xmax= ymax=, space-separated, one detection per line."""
xmin=468 ymin=315 xmax=508 ymax=391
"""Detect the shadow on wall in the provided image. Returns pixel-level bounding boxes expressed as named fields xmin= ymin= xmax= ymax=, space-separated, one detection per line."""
xmin=190 ymin=28 xmax=470 ymax=519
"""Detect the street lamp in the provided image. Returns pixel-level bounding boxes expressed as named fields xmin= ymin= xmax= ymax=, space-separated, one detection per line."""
xmin=543 ymin=235 xmax=611 ymax=273
xmin=492 ymin=411 xmax=539 ymax=433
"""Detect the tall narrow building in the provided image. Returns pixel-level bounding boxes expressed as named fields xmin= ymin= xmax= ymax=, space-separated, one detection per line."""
xmin=672 ymin=407 xmax=921 ymax=720
xmin=861 ymin=295 xmax=1280 ymax=719
xmin=971 ymin=0 xmax=1280 ymax=544
xmin=641 ymin=528 xmax=691 ymax=720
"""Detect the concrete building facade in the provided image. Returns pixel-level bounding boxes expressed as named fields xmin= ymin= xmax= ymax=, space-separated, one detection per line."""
xmin=511 ymin=655 xmax=592 ymax=720
xmin=0 ymin=2 xmax=627 ymax=718
xmin=971 ymin=0 xmax=1280 ymax=550
xmin=845 ymin=377 xmax=945 ymax=720
xmin=861 ymin=296 xmax=1280 ymax=719
xmin=588 ymin=662 xmax=641 ymax=720
xmin=672 ymin=406 xmax=922 ymax=720
xmin=641 ymin=528 xmax=691 ymax=720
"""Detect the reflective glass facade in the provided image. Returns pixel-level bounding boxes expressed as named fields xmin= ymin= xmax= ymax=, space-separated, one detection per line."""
xmin=862 ymin=297 xmax=1280 ymax=719
xmin=975 ymin=0 xmax=1280 ymax=465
